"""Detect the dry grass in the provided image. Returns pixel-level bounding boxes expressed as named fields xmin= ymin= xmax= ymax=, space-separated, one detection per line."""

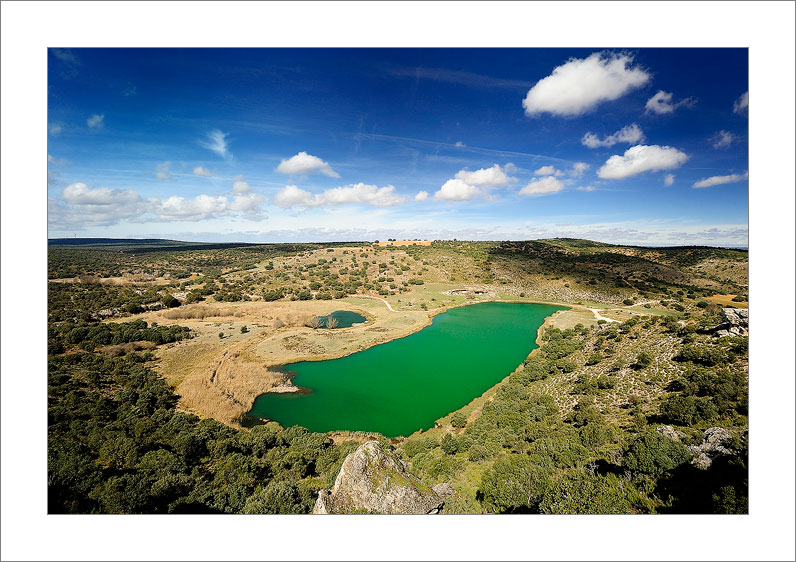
xmin=132 ymin=298 xmax=431 ymax=426
xmin=707 ymin=294 xmax=748 ymax=308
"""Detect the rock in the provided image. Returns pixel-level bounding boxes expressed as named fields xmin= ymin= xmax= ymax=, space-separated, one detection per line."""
xmin=688 ymin=427 xmax=734 ymax=470
xmin=432 ymin=482 xmax=456 ymax=497
xmin=656 ymin=424 xmax=685 ymax=442
xmin=712 ymin=308 xmax=749 ymax=337
xmin=312 ymin=441 xmax=445 ymax=514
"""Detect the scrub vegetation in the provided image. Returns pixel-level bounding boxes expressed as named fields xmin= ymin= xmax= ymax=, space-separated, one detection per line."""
xmin=47 ymin=237 xmax=748 ymax=513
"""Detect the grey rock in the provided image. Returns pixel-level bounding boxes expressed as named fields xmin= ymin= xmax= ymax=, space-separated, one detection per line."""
xmin=656 ymin=424 xmax=685 ymax=442
xmin=313 ymin=441 xmax=445 ymax=514
xmin=688 ymin=427 xmax=734 ymax=470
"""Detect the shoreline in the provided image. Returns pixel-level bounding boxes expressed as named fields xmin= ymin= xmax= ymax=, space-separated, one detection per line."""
xmin=248 ymin=300 xmax=571 ymax=437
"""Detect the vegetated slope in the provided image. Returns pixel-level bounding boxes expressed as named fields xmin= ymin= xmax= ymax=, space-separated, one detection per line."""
xmin=47 ymin=238 xmax=748 ymax=513
xmin=395 ymin=309 xmax=748 ymax=514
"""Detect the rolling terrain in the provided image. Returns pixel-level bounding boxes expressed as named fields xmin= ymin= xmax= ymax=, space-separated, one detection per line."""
xmin=47 ymin=238 xmax=748 ymax=514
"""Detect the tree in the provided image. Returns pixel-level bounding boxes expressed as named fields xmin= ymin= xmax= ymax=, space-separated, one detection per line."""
xmin=622 ymin=430 xmax=691 ymax=475
xmin=480 ymin=454 xmax=550 ymax=513
xmin=450 ymin=411 xmax=467 ymax=428
xmin=441 ymin=433 xmax=458 ymax=455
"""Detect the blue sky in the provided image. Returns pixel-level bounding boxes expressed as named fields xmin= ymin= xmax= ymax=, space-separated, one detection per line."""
xmin=47 ymin=48 xmax=749 ymax=246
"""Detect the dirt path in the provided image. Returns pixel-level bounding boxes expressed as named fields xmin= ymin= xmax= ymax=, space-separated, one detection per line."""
xmin=587 ymin=308 xmax=621 ymax=323
xmin=352 ymin=294 xmax=396 ymax=312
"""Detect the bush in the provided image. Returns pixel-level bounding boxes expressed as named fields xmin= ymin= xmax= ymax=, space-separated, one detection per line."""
xmin=480 ymin=455 xmax=550 ymax=513
xmin=622 ymin=430 xmax=691 ymax=475
xmin=450 ymin=411 xmax=467 ymax=428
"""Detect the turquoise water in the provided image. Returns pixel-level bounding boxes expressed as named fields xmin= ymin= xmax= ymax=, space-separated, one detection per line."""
xmin=249 ymin=302 xmax=564 ymax=437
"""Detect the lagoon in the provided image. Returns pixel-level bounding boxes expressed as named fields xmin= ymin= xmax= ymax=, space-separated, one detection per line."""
xmin=249 ymin=302 xmax=565 ymax=437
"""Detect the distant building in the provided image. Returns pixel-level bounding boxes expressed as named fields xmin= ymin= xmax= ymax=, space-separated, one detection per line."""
xmin=374 ymin=240 xmax=433 ymax=247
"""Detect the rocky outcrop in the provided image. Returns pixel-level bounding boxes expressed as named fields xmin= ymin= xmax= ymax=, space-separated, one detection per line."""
xmin=656 ymin=424 xmax=685 ymax=442
xmin=713 ymin=307 xmax=748 ymax=337
xmin=688 ymin=427 xmax=734 ymax=470
xmin=313 ymin=441 xmax=446 ymax=514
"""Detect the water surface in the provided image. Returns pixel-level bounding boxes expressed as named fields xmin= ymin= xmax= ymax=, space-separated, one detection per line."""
xmin=249 ymin=302 xmax=564 ymax=437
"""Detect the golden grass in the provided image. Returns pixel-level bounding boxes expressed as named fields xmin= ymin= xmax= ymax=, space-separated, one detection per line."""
xmin=707 ymin=294 xmax=748 ymax=308
xmin=127 ymin=299 xmax=431 ymax=426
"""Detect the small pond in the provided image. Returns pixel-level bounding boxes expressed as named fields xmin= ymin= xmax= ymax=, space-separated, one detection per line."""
xmin=312 ymin=310 xmax=367 ymax=328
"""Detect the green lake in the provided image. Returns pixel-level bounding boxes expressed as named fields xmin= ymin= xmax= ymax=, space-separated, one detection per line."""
xmin=249 ymin=302 xmax=565 ymax=437
xmin=313 ymin=310 xmax=367 ymax=328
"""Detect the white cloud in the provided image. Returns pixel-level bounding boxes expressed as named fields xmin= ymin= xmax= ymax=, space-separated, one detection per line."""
xmin=597 ymin=145 xmax=688 ymax=179
xmin=155 ymin=161 xmax=172 ymax=180
xmin=48 ymin=123 xmax=62 ymax=136
xmin=87 ymin=114 xmax=104 ymax=129
xmin=232 ymin=180 xmax=251 ymax=193
xmin=200 ymin=129 xmax=231 ymax=160
xmin=644 ymin=90 xmax=696 ymax=115
xmin=733 ymin=91 xmax=748 ymax=114
xmin=455 ymin=164 xmax=514 ymax=187
xmin=570 ymin=162 xmax=590 ymax=178
xmin=415 ymin=190 xmax=429 ymax=202
xmin=581 ymin=123 xmax=644 ymax=148
xmin=322 ymin=183 xmax=405 ymax=206
xmin=533 ymin=165 xmax=563 ymax=177
xmin=664 ymin=174 xmax=675 ymax=187
xmin=274 ymin=185 xmax=321 ymax=209
xmin=711 ymin=130 xmax=736 ymax=149
xmin=434 ymin=179 xmax=481 ymax=201
xmin=193 ymin=166 xmax=215 ymax=177
xmin=519 ymin=176 xmax=565 ymax=196
xmin=48 ymin=154 xmax=68 ymax=166
xmin=51 ymin=180 xmax=268 ymax=228
xmin=275 ymin=151 xmax=340 ymax=178
xmin=274 ymin=183 xmax=406 ymax=208
xmin=577 ymin=186 xmax=597 ymax=192
xmin=454 ymin=141 xmax=465 ymax=147
xmin=692 ymin=171 xmax=748 ymax=189
xmin=152 ymin=195 xmax=230 ymax=221
xmin=522 ymin=52 xmax=650 ymax=117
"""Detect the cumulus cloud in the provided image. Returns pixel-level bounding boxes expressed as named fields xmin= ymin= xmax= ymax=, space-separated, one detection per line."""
xmin=232 ymin=180 xmax=251 ymax=193
xmin=274 ymin=183 xmax=406 ymax=208
xmin=87 ymin=114 xmax=104 ymax=129
xmin=434 ymin=179 xmax=481 ymax=201
xmin=733 ymin=91 xmax=748 ymax=114
xmin=276 ymin=152 xmax=340 ymax=178
xmin=644 ymin=91 xmax=696 ymax=115
xmin=711 ymin=130 xmax=736 ymax=149
xmin=455 ymin=141 xmax=466 ymax=147
xmin=50 ymin=180 xmax=268 ymax=228
xmin=692 ymin=171 xmax=748 ymax=189
xmin=664 ymin=174 xmax=675 ymax=187
xmin=193 ymin=166 xmax=215 ymax=177
xmin=455 ymin=164 xmax=514 ymax=187
xmin=415 ymin=190 xmax=429 ymax=202
xmin=597 ymin=145 xmax=688 ymax=179
xmin=582 ymin=123 xmax=644 ymax=148
xmin=48 ymin=123 xmax=62 ymax=136
xmin=200 ymin=129 xmax=231 ymax=160
xmin=570 ymin=162 xmax=590 ymax=178
xmin=519 ymin=176 xmax=565 ymax=196
xmin=522 ymin=52 xmax=650 ymax=117
xmin=533 ymin=165 xmax=563 ymax=177
xmin=155 ymin=162 xmax=172 ymax=180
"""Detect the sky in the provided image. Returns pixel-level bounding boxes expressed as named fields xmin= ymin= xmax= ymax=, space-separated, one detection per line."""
xmin=47 ymin=48 xmax=749 ymax=246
